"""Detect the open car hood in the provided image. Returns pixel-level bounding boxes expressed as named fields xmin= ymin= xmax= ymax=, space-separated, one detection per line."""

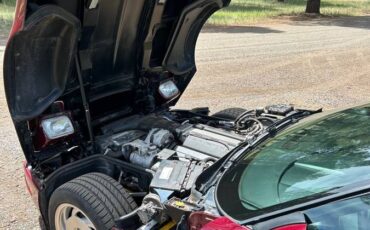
xmin=4 ymin=0 xmax=230 ymax=122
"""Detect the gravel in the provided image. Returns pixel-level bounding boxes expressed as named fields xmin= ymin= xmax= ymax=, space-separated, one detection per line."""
xmin=176 ymin=16 xmax=370 ymax=112
xmin=0 ymin=16 xmax=370 ymax=229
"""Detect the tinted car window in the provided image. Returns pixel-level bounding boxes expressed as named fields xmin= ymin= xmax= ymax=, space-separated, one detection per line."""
xmin=216 ymin=105 xmax=370 ymax=220
xmin=306 ymin=193 xmax=370 ymax=230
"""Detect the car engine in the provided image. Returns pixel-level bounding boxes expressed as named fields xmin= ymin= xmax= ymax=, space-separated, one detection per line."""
xmin=90 ymin=105 xmax=297 ymax=226
xmin=97 ymin=122 xmax=246 ymax=169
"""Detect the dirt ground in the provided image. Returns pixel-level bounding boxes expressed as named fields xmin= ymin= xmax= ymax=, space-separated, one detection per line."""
xmin=0 ymin=16 xmax=370 ymax=229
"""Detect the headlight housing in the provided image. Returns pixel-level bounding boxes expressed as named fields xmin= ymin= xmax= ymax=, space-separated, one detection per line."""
xmin=41 ymin=115 xmax=74 ymax=140
xmin=158 ymin=80 xmax=180 ymax=100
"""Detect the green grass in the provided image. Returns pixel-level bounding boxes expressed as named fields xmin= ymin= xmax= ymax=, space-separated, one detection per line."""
xmin=208 ymin=0 xmax=370 ymax=25
xmin=0 ymin=0 xmax=16 ymax=33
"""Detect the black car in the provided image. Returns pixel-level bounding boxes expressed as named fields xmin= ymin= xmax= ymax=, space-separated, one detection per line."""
xmin=4 ymin=0 xmax=370 ymax=229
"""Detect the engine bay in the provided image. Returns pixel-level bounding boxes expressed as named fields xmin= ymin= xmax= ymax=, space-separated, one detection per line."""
xmin=97 ymin=105 xmax=295 ymax=165
xmin=90 ymin=105 xmax=298 ymax=225
xmin=97 ymin=119 xmax=247 ymax=169
xmin=33 ymin=104 xmax=304 ymax=228
xmin=95 ymin=106 xmax=286 ymax=171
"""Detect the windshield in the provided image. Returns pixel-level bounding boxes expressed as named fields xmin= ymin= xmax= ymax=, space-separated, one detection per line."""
xmin=216 ymin=104 xmax=370 ymax=220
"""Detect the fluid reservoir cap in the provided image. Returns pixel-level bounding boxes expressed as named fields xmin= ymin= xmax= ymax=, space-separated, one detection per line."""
xmin=174 ymin=201 xmax=185 ymax=208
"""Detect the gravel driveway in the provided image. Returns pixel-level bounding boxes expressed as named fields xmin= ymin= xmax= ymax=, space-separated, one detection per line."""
xmin=0 ymin=16 xmax=370 ymax=229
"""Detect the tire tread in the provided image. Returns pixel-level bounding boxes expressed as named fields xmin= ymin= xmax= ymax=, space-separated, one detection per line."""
xmin=49 ymin=173 xmax=136 ymax=229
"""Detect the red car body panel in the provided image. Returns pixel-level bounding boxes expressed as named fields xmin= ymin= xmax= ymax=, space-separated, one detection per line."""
xmin=23 ymin=161 xmax=39 ymax=206
xmin=8 ymin=0 xmax=27 ymax=40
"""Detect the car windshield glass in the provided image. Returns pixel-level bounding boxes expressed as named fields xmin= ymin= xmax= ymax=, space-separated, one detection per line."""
xmin=305 ymin=193 xmax=370 ymax=230
xmin=216 ymin=104 xmax=370 ymax=220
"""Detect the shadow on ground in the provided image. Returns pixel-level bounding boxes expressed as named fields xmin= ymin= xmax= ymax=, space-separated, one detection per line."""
xmin=288 ymin=15 xmax=370 ymax=30
xmin=203 ymin=25 xmax=284 ymax=34
xmin=203 ymin=15 xmax=370 ymax=34
xmin=223 ymin=3 xmax=279 ymax=13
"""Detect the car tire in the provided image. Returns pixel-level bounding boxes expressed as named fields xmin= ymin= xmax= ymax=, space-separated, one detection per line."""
xmin=48 ymin=172 xmax=137 ymax=230
xmin=212 ymin=107 xmax=247 ymax=121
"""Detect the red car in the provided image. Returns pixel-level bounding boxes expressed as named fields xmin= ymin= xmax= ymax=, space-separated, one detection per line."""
xmin=4 ymin=0 xmax=370 ymax=230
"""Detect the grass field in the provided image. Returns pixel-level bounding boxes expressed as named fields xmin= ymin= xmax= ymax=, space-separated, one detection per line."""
xmin=1 ymin=0 xmax=370 ymax=30
xmin=0 ymin=0 xmax=15 ymax=34
xmin=209 ymin=0 xmax=370 ymax=25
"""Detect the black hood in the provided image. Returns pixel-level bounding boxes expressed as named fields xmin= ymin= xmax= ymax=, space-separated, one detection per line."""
xmin=4 ymin=0 xmax=230 ymax=122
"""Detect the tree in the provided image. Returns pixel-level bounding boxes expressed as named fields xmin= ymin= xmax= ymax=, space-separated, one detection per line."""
xmin=306 ymin=0 xmax=321 ymax=14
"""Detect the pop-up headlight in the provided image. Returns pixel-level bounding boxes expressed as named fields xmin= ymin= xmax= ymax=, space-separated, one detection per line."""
xmin=41 ymin=115 xmax=74 ymax=140
xmin=158 ymin=80 xmax=180 ymax=100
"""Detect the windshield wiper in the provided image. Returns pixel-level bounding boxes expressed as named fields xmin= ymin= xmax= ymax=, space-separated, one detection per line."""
xmin=267 ymin=109 xmax=321 ymax=134
xmin=240 ymin=198 xmax=261 ymax=210
xmin=294 ymin=163 xmax=345 ymax=175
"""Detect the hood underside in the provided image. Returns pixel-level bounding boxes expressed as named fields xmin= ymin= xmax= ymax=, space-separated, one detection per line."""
xmin=4 ymin=0 xmax=230 ymax=122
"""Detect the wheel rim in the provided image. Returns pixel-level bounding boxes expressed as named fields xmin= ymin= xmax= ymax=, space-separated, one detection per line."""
xmin=55 ymin=203 xmax=96 ymax=230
